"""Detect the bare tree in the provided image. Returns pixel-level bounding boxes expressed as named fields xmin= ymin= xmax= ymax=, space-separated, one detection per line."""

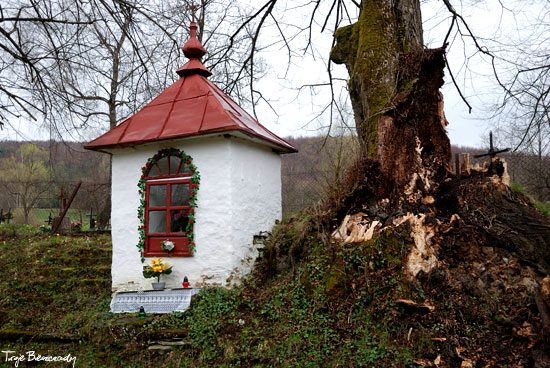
xmin=0 ymin=0 xmax=90 ymax=131
xmin=1 ymin=0 xmax=266 ymax=228
xmin=1 ymin=0 xmax=266 ymax=140
xmin=0 ymin=143 xmax=49 ymax=223
xmin=424 ymin=0 xmax=550 ymax=160
xmin=489 ymin=1 xmax=550 ymax=153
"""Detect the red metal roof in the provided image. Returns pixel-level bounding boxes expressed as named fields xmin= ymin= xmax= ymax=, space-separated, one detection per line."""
xmin=85 ymin=22 xmax=296 ymax=153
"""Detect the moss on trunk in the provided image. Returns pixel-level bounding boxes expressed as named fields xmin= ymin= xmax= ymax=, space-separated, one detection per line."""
xmin=331 ymin=0 xmax=423 ymax=156
xmin=331 ymin=0 xmax=450 ymax=192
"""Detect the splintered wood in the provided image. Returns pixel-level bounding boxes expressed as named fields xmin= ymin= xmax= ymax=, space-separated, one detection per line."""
xmin=331 ymin=212 xmax=380 ymax=243
xmin=542 ymin=276 xmax=550 ymax=308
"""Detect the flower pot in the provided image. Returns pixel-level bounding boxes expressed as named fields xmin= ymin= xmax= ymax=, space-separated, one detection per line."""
xmin=152 ymin=282 xmax=165 ymax=290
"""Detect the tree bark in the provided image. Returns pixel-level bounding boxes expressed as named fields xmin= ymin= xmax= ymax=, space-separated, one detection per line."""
xmin=326 ymin=1 xmax=550 ymax=365
xmin=329 ymin=2 xmax=550 ymax=364
xmin=331 ymin=0 xmax=451 ymax=192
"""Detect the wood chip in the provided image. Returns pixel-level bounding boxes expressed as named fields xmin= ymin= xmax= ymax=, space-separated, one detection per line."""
xmin=147 ymin=344 xmax=172 ymax=351
xmin=541 ymin=275 xmax=550 ymax=307
xmin=363 ymin=220 xmax=380 ymax=241
xmin=332 ymin=214 xmax=350 ymax=240
xmin=414 ymin=358 xmax=434 ymax=367
xmin=422 ymin=196 xmax=435 ymax=204
xmin=332 ymin=212 xmax=380 ymax=243
xmin=396 ymin=299 xmax=435 ymax=313
xmin=455 ymin=347 xmax=466 ymax=357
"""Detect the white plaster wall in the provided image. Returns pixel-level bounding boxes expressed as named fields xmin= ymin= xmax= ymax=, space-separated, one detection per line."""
xmin=226 ymin=138 xmax=282 ymax=285
xmin=110 ymin=135 xmax=282 ymax=292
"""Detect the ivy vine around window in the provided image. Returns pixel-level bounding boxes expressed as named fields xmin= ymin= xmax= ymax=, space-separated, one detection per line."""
xmin=136 ymin=148 xmax=200 ymax=262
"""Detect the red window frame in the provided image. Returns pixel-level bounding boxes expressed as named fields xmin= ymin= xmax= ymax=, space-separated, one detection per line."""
xmin=143 ymin=156 xmax=193 ymax=257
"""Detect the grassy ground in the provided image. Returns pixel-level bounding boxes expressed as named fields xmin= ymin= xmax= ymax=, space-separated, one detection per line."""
xmin=0 ymin=224 xmax=113 ymax=367
xmin=0 ymin=217 xmax=542 ymax=367
xmin=0 ymin=222 xmax=421 ymax=367
xmin=511 ymin=182 xmax=550 ymax=216
xmin=5 ymin=208 xmax=95 ymax=230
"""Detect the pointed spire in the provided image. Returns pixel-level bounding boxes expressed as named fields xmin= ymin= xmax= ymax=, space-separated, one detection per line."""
xmin=177 ymin=22 xmax=212 ymax=78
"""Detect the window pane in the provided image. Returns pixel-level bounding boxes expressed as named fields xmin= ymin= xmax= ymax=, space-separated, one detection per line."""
xmin=147 ymin=164 xmax=160 ymax=177
xmin=148 ymin=211 xmax=166 ymax=233
xmin=170 ymin=210 xmax=189 ymax=233
xmin=149 ymin=185 xmax=166 ymax=207
xmin=169 ymin=156 xmax=180 ymax=175
xmin=179 ymin=162 xmax=191 ymax=175
xmin=157 ymin=157 xmax=169 ymax=175
xmin=171 ymin=183 xmax=189 ymax=206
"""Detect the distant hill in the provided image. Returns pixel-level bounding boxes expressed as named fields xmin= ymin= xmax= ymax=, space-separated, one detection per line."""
xmin=281 ymin=136 xmax=549 ymax=216
xmin=1 ymin=137 xmax=547 ymax=223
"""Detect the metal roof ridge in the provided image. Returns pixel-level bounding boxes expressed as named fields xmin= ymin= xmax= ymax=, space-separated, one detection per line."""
xmin=158 ymin=75 xmax=188 ymax=139
xmin=116 ymin=116 xmax=134 ymax=145
xmin=197 ymin=90 xmax=211 ymax=133
xmin=148 ymin=92 xmax=210 ymax=107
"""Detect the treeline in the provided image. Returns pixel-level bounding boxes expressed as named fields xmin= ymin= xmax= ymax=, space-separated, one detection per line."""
xmin=280 ymin=137 xmax=550 ymax=215
xmin=0 ymin=137 xmax=548 ymax=224
xmin=281 ymin=135 xmax=360 ymax=215
xmin=0 ymin=141 xmax=109 ymax=225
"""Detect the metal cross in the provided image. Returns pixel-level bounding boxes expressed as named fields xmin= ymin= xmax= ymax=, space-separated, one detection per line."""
xmin=474 ymin=131 xmax=510 ymax=173
xmin=1 ymin=208 xmax=12 ymax=224
xmin=87 ymin=207 xmax=96 ymax=229
xmin=45 ymin=212 xmax=53 ymax=225
xmin=188 ymin=2 xmax=197 ymax=22
xmin=57 ymin=187 xmax=68 ymax=211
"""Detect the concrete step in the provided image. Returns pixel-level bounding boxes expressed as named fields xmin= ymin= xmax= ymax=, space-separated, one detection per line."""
xmin=141 ymin=328 xmax=190 ymax=340
xmin=147 ymin=337 xmax=191 ymax=351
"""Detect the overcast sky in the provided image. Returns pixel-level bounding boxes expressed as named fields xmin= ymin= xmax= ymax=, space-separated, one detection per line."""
xmin=248 ymin=0 xmax=536 ymax=149
xmin=0 ymin=0 xmax=537 ymax=149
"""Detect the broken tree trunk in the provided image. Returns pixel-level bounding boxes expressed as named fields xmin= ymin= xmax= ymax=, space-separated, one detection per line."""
xmin=331 ymin=0 xmax=451 ymax=193
xmin=327 ymin=1 xmax=550 ymax=365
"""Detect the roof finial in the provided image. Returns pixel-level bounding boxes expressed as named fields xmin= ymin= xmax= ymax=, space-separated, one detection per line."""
xmin=176 ymin=13 xmax=212 ymax=78
xmin=181 ymin=22 xmax=206 ymax=59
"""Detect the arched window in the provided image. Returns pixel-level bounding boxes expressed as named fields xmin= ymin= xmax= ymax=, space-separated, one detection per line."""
xmin=138 ymin=149 xmax=198 ymax=258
